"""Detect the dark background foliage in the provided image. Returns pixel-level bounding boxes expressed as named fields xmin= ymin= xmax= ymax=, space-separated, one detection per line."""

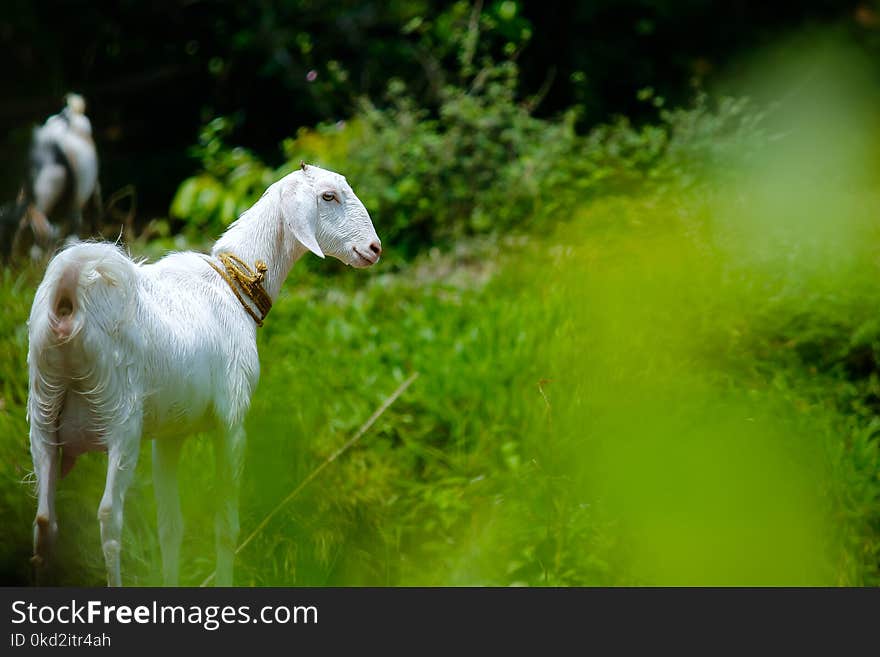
xmin=1 ymin=0 xmax=876 ymax=218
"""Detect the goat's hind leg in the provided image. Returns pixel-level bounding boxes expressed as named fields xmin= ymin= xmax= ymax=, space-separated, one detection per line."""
xmin=214 ymin=423 xmax=246 ymax=586
xmin=98 ymin=412 xmax=142 ymax=587
xmin=29 ymin=423 xmax=59 ymax=578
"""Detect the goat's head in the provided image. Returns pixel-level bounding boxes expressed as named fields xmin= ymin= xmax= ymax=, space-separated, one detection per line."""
xmin=278 ymin=163 xmax=381 ymax=268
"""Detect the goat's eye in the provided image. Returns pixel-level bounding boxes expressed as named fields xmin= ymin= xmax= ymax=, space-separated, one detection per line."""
xmin=321 ymin=192 xmax=336 ymax=202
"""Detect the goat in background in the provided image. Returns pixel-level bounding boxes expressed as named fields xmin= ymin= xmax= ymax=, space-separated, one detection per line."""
xmin=4 ymin=94 xmax=102 ymax=261
xmin=27 ymin=163 xmax=381 ymax=586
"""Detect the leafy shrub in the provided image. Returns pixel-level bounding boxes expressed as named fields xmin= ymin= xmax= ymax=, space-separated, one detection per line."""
xmin=171 ymin=117 xmax=281 ymax=233
xmin=172 ymin=94 xmax=764 ymax=251
xmin=170 ymin=3 xmax=767 ymax=257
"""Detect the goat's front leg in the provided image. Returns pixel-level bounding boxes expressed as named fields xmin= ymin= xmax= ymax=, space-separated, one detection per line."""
xmin=214 ymin=423 xmax=246 ymax=586
xmin=98 ymin=413 xmax=141 ymax=587
xmin=152 ymin=437 xmax=184 ymax=586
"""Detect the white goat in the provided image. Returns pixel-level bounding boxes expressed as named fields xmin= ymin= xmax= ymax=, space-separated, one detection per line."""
xmin=27 ymin=163 xmax=381 ymax=586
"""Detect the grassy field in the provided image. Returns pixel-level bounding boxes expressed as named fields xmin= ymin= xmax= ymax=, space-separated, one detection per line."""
xmin=1 ymin=170 xmax=879 ymax=585
xmin=3 ymin=54 xmax=880 ymax=585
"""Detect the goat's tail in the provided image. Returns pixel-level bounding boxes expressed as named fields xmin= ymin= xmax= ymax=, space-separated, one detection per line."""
xmin=47 ymin=258 xmax=81 ymax=341
xmin=30 ymin=242 xmax=136 ymax=346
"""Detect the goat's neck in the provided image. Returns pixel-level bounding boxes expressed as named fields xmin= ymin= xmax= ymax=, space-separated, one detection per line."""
xmin=210 ymin=193 xmax=306 ymax=301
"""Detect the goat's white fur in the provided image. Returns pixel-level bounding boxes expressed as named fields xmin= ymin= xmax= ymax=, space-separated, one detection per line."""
xmin=27 ymin=165 xmax=380 ymax=586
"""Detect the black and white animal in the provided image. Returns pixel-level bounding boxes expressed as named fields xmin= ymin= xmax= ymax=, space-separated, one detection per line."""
xmin=20 ymin=94 xmax=102 ymax=255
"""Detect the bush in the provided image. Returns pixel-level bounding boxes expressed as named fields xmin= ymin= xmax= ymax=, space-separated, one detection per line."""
xmin=170 ymin=117 xmax=281 ymax=231
xmin=170 ymin=4 xmax=768 ymax=257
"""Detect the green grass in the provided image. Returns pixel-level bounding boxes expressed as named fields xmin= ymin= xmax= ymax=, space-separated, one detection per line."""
xmin=1 ymin=179 xmax=879 ymax=585
xmin=3 ymin=33 xmax=879 ymax=588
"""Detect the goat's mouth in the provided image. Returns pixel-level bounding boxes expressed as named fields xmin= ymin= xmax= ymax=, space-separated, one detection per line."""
xmin=351 ymin=246 xmax=379 ymax=268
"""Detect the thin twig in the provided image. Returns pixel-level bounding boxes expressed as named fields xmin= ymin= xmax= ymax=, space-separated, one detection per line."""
xmin=199 ymin=371 xmax=419 ymax=587
xmin=461 ymin=0 xmax=484 ymax=71
xmin=522 ymin=67 xmax=556 ymax=114
xmin=103 ymin=184 xmax=136 ymax=242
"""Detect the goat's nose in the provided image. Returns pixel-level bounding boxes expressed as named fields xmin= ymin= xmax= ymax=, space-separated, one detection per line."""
xmin=369 ymin=240 xmax=382 ymax=256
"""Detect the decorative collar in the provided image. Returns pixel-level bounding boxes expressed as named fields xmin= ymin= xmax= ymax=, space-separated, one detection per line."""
xmin=207 ymin=252 xmax=273 ymax=327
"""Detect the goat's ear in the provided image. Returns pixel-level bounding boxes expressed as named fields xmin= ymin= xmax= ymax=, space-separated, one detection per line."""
xmin=279 ymin=176 xmax=324 ymax=258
